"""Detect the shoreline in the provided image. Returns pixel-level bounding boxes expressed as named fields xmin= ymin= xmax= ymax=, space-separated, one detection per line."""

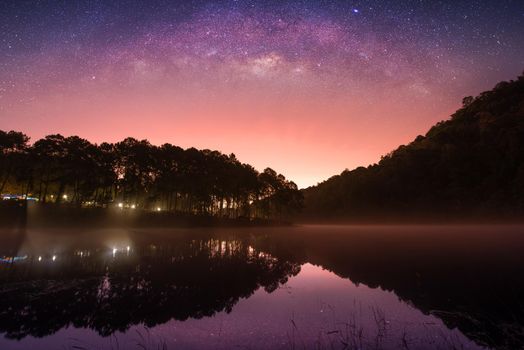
xmin=2 ymin=202 xmax=523 ymax=229
xmin=0 ymin=202 xmax=292 ymax=229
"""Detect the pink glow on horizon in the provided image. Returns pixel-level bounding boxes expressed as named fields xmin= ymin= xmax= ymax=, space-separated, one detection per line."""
xmin=1 ymin=5 xmax=519 ymax=188
xmin=1 ymin=80 xmax=461 ymax=188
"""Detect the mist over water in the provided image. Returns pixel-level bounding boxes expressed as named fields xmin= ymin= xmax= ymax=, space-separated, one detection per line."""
xmin=1 ymin=225 xmax=522 ymax=349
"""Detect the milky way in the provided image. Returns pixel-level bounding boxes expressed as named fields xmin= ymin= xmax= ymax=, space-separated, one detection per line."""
xmin=1 ymin=0 xmax=523 ymax=187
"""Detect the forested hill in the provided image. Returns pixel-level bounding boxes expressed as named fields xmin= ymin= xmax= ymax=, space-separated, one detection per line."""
xmin=302 ymin=73 xmax=524 ymax=220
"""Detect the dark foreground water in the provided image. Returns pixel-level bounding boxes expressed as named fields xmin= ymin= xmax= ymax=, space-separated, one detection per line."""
xmin=0 ymin=225 xmax=523 ymax=350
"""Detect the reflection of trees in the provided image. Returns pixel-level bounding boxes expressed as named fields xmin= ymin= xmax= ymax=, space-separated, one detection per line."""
xmin=0 ymin=237 xmax=300 ymax=339
xmin=263 ymin=229 xmax=524 ymax=350
xmin=2 ymin=228 xmax=523 ymax=349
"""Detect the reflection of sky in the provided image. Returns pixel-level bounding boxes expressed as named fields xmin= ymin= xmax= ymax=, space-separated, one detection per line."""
xmin=0 ymin=263 xmax=484 ymax=350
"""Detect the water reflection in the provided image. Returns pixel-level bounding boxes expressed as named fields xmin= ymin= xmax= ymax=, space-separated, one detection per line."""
xmin=0 ymin=226 xmax=523 ymax=349
xmin=261 ymin=225 xmax=524 ymax=350
xmin=0 ymin=233 xmax=300 ymax=340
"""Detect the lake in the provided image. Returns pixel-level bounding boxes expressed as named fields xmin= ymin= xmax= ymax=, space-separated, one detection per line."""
xmin=0 ymin=225 xmax=523 ymax=349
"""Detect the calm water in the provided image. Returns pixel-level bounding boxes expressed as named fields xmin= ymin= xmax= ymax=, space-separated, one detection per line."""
xmin=0 ymin=225 xmax=523 ymax=349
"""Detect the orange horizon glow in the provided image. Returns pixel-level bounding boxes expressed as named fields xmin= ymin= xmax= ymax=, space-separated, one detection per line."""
xmin=1 ymin=3 xmax=522 ymax=188
xmin=2 ymin=86 xmax=465 ymax=188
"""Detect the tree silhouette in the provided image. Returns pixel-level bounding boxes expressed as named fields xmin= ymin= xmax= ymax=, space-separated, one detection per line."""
xmin=0 ymin=130 xmax=29 ymax=193
xmin=0 ymin=132 xmax=302 ymax=220
xmin=302 ymin=72 xmax=524 ymax=220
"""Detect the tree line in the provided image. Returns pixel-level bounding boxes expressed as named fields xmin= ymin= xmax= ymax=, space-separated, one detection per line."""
xmin=0 ymin=132 xmax=303 ymax=219
xmin=302 ymin=72 xmax=524 ymax=219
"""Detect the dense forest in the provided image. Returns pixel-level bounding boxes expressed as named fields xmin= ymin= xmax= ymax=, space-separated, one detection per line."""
xmin=0 ymin=133 xmax=303 ymax=220
xmin=303 ymin=72 xmax=524 ymax=220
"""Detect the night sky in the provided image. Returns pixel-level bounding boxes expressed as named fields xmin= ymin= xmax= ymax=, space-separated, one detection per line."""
xmin=1 ymin=0 xmax=523 ymax=187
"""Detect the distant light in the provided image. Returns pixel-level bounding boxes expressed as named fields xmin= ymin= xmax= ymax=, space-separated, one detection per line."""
xmin=62 ymin=194 xmax=68 ymax=199
xmin=353 ymin=8 xmax=359 ymax=13
xmin=50 ymin=195 xmax=54 ymax=198
xmin=38 ymin=256 xmax=42 ymax=262
xmin=52 ymin=255 xmax=56 ymax=261
xmin=156 ymin=207 xmax=161 ymax=212
xmin=118 ymin=202 xmax=123 ymax=208
xmin=126 ymin=246 xmax=130 ymax=252
xmin=131 ymin=204 xmax=136 ymax=209
xmin=113 ymin=248 xmax=117 ymax=256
